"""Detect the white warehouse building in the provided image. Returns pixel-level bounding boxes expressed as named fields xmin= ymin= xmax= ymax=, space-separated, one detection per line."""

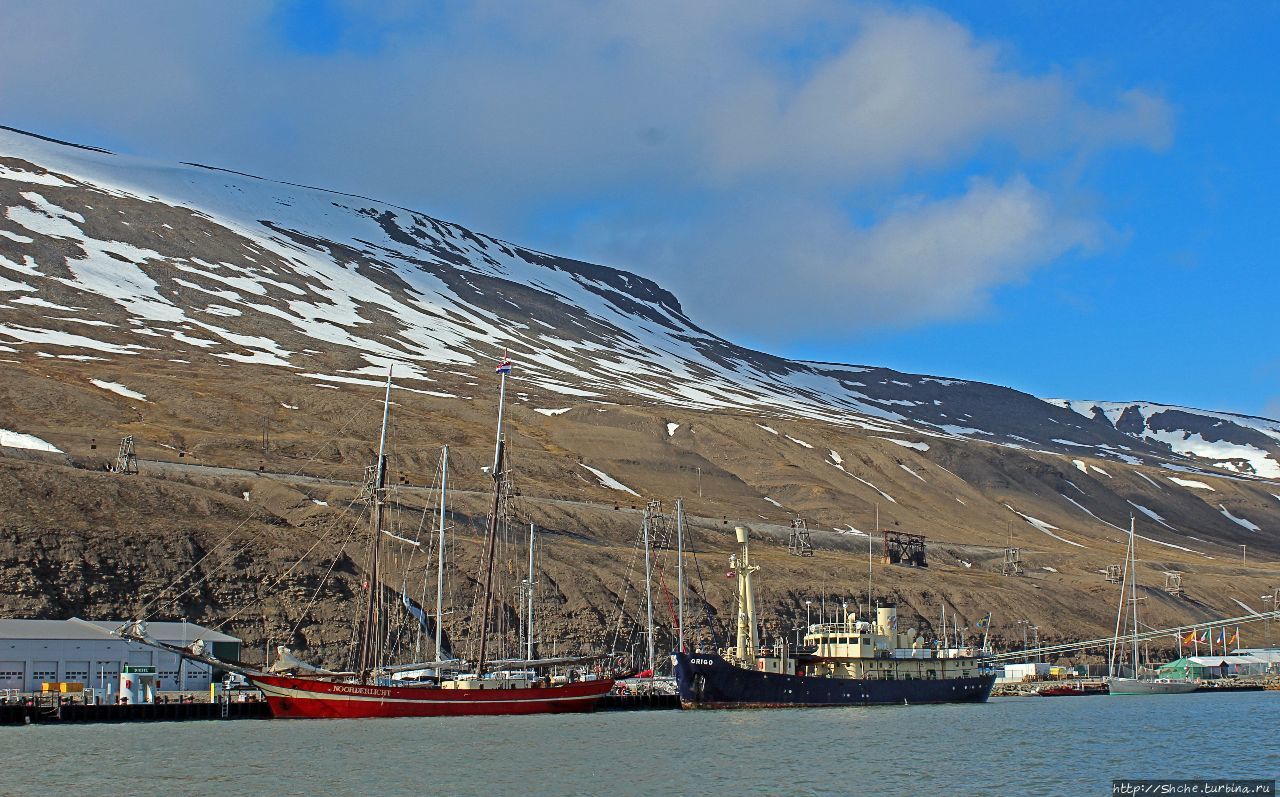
xmin=0 ymin=618 xmax=241 ymax=696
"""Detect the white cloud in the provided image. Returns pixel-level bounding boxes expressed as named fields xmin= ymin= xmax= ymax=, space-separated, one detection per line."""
xmin=646 ymin=175 xmax=1098 ymax=334
xmin=0 ymin=1 xmax=1171 ymax=340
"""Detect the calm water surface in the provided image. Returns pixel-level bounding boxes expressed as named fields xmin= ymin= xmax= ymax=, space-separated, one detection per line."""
xmin=2 ymin=692 xmax=1275 ymax=796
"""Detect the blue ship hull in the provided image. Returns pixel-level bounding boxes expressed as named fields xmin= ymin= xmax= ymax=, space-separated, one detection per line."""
xmin=673 ymin=652 xmax=996 ymax=709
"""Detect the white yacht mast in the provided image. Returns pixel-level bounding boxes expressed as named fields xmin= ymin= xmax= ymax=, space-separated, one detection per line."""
xmin=1129 ymin=515 xmax=1141 ymax=675
xmin=434 ymin=445 xmax=448 ymax=661
xmin=643 ymin=507 xmax=655 ymax=675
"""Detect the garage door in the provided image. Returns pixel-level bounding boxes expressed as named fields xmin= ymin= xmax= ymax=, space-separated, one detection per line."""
xmin=0 ymin=662 xmax=23 ymax=690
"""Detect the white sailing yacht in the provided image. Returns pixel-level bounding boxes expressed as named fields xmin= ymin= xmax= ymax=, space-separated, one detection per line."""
xmin=1106 ymin=516 xmax=1197 ymax=696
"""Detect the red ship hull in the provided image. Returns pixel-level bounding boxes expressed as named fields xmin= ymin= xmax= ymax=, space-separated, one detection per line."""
xmin=251 ymin=674 xmax=615 ymax=719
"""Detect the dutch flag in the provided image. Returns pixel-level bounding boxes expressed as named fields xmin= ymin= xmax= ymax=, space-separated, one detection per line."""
xmin=495 ymin=357 xmax=513 ymax=375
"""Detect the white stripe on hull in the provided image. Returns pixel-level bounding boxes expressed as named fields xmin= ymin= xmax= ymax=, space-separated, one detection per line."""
xmin=253 ymin=680 xmax=604 ymax=706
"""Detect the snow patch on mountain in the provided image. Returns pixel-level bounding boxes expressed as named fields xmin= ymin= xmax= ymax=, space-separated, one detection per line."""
xmin=1051 ymin=398 xmax=1280 ymax=479
xmin=1004 ymin=504 xmax=1087 ymax=548
xmin=1058 ymin=493 xmax=1125 ymax=532
xmin=1129 ymin=502 xmax=1177 ymax=531
xmin=878 ymin=438 xmax=929 ymax=452
xmin=850 ymin=475 xmax=896 ymax=504
xmin=899 ymin=464 xmax=925 ymax=482
xmin=834 ymin=524 xmax=868 ymax=536
xmin=1169 ymin=477 xmax=1214 ymax=491
xmin=1133 ymin=470 xmax=1163 ymax=490
xmin=0 ymin=428 xmax=61 ymax=452
xmin=89 ymin=379 xmax=147 ymax=401
xmin=579 ymin=464 xmax=639 ymax=496
xmin=1219 ymin=505 xmax=1260 ymax=532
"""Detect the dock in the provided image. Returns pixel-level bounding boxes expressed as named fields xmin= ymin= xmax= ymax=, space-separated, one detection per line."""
xmin=1 ymin=699 xmax=270 ymax=725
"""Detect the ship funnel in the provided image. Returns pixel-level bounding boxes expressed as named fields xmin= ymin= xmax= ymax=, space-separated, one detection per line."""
xmin=877 ymin=605 xmax=897 ymax=637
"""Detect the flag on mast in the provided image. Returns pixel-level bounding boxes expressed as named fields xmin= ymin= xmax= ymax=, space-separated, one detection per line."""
xmin=496 ymin=356 xmax=513 ymax=374
xmin=1181 ymin=630 xmax=1196 ymax=645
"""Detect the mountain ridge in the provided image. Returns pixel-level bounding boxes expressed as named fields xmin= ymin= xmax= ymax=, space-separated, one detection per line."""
xmin=3 ymin=125 xmax=1279 ymax=662
xmin=3 ymin=123 xmax=1274 ymax=482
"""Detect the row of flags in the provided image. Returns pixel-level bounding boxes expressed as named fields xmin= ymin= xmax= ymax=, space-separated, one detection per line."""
xmin=1181 ymin=627 xmax=1240 ymax=647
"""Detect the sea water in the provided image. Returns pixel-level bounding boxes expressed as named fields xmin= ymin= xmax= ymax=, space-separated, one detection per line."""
xmin=2 ymin=691 xmax=1275 ymax=796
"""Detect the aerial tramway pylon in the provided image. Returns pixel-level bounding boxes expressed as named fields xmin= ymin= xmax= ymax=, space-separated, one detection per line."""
xmin=111 ymin=436 xmax=138 ymax=475
xmin=788 ymin=518 xmax=814 ymax=556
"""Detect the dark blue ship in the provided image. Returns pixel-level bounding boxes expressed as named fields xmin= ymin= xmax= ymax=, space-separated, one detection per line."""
xmin=673 ymin=650 xmax=995 ymax=708
xmin=673 ymin=526 xmax=996 ymax=709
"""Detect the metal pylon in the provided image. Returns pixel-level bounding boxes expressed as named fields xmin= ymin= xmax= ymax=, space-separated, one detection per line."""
xmin=788 ymin=518 xmax=814 ymax=556
xmin=111 ymin=436 xmax=138 ymax=475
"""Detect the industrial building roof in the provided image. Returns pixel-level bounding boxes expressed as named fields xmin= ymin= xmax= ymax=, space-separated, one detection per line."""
xmin=0 ymin=617 xmax=239 ymax=643
xmin=1160 ymin=655 xmax=1268 ymax=667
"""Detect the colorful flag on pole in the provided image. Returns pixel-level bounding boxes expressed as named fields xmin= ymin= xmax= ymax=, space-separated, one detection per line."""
xmin=1216 ymin=628 xmax=1227 ymax=646
xmin=974 ymin=613 xmax=991 ymax=630
xmin=1198 ymin=631 xmax=1209 ymax=644
xmin=1182 ymin=630 xmax=1197 ymax=645
xmin=495 ymin=357 xmax=512 ymax=374
xmin=1229 ymin=628 xmax=1240 ymax=646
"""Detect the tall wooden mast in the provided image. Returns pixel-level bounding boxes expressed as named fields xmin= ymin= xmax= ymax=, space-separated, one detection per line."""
xmin=475 ymin=355 xmax=512 ymax=677
xmin=356 ymin=368 xmax=393 ymax=681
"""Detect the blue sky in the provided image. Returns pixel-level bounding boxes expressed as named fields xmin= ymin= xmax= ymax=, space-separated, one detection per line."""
xmin=1 ymin=1 xmax=1276 ymax=417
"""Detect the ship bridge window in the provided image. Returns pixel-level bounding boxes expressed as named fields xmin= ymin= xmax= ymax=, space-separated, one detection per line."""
xmin=860 ymin=637 xmax=870 ymax=644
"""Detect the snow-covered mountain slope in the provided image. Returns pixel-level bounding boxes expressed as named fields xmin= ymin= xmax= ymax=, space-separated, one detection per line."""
xmin=1 ymin=125 xmax=1275 ymax=481
xmin=1047 ymin=399 xmax=1280 ymax=479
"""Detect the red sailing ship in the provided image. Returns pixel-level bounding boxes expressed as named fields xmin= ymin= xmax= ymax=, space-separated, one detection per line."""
xmin=251 ymin=673 xmax=612 ymax=719
xmin=129 ymin=357 xmax=613 ymax=718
